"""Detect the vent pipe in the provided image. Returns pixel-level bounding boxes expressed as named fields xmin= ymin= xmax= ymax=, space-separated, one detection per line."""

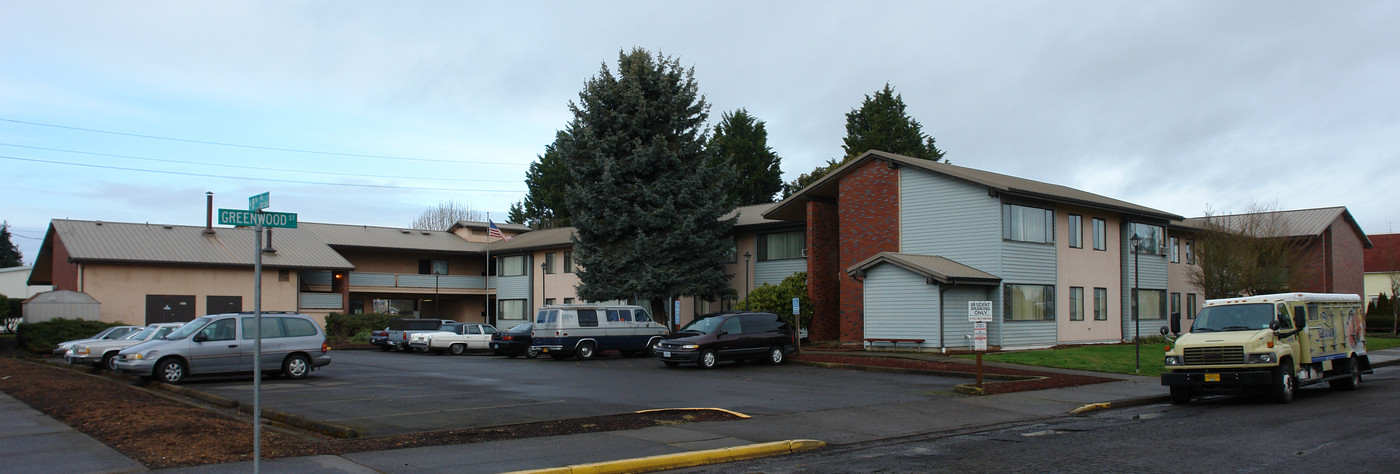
xmin=204 ymin=192 xmax=215 ymax=235
xmin=263 ymin=228 xmax=276 ymax=253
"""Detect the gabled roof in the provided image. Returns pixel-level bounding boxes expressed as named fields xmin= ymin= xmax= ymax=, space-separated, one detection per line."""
xmin=1182 ymin=206 xmax=1372 ymax=248
xmin=302 ymin=222 xmax=486 ymax=254
xmin=765 ymin=150 xmax=1182 ymax=223
xmin=1364 ymin=233 xmax=1400 ymax=272
xmin=847 ymin=252 xmax=1001 ymax=286
xmin=488 ymin=226 xmax=576 ymax=253
xmin=450 ymin=220 xmax=532 ymax=234
xmin=724 ymin=203 xmax=791 ymax=229
xmin=31 ymin=220 xmax=354 ymax=278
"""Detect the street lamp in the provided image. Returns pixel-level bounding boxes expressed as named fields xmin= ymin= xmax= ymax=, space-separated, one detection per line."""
xmin=743 ymin=251 xmax=752 ymax=306
xmin=1130 ymin=233 xmax=1143 ymax=374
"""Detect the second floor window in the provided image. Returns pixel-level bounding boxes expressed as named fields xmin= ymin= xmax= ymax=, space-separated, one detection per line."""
xmin=1185 ymin=240 xmax=1195 ymax=264
xmin=544 ymin=252 xmax=556 ymax=274
xmin=1068 ymin=214 xmax=1083 ymax=249
xmin=1128 ymin=223 xmax=1165 ymax=255
xmin=1003 ymin=204 xmax=1054 ymax=244
xmin=759 ymin=230 xmax=805 ymax=261
xmin=1092 ymin=218 xmax=1106 ymax=250
xmin=500 ymin=256 xmax=526 ymax=276
xmin=563 ymin=251 xmax=574 ymax=273
xmin=1170 ymin=237 xmax=1180 ymax=263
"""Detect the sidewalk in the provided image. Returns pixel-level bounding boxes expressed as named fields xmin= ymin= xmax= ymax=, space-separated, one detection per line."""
xmin=12 ymin=348 xmax=1400 ymax=473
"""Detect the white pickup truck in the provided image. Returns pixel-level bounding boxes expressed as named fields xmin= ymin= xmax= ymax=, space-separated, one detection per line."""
xmin=408 ymin=322 xmax=499 ymax=355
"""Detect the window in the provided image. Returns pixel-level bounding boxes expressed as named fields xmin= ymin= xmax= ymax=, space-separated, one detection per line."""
xmin=1002 ymin=204 xmax=1055 ymax=244
xmin=499 ymin=256 xmax=526 ymax=276
xmin=577 ymin=309 xmax=599 ymax=327
xmin=1185 ymin=240 xmax=1195 ymax=264
xmin=278 ymin=269 xmax=290 ymax=281
xmin=1070 ymin=287 xmax=1084 ymax=321
xmin=1067 ymin=215 xmax=1083 ymax=249
xmin=606 ymin=309 xmax=632 ymax=322
xmin=563 ymin=251 xmax=574 ymax=273
xmin=758 ymin=230 xmax=805 ymax=261
xmin=564 ymin=297 xmax=575 ymax=305
xmin=543 ymin=253 xmax=556 ymax=274
xmin=1094 ymin=287 xmax=1108 ymax=321
xmin=535 ymin=309 xmax=558 ymax=324
xmin=1132 ymin=289 xmax=1166 ymax=320
xmin=499 ymin=299 xmax=526 ymax=320
xmin=1171 ymin=292 xmax=1181 ymax=316
xmin=1004 ymin=284 xmax=1055 ymax=321
xmin=1127 ymin=223 xmax=1165 ymax=255
xmin=241 ymin=317 xmax=285 ymax=339
xmin=1170 ymin=237 xmax=1180 ymax=263
xmin=1092 ymin=218 xmax=1106 ymax=251
xmin=419 ymin=259 xmax=448 ymax=275
xmin=544 ymin=298 xmax=555 ymax=306
xmin=634 ymin=309 xmax=653 ymax=322
xmin=201 ymin=318 xmax=237 ymax=341
xmin=373 ymin=298 xmax=417 ymax=315
xmin=1187 ymin=294 xmax=1198 ymax=319
xmin=283 ymin=317 xmax=318 ymax=337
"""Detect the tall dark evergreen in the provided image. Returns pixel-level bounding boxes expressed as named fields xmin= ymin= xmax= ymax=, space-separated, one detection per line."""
xmin=706 ymin=109 xmax=783 ymax=206
xmin=783 ymin=83 xmax=945 ymax=197
xmin=516 ymin=129 xmax=576 ymax=228
xmin=0 ymin=221 xmax=22 ymax=268
xmin=563 ymin=48 xmax=735 ymax=304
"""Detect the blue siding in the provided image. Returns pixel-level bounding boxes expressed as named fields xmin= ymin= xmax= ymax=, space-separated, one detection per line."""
xmin=999 ymin=239 xmax=1058 ymax=348
xmin=900 ymin=169 xmax=1002 ymax=275
xmin=863 ymin=265 xmax=939 ymax=348
xmin=1121 ymin=221 xmax=1171 ymax=341
xmin=942 ymin=285 xmax=998 ymax=350
xmin=497 ymin=275 xmax=529 ymax=299
xmin=755 ymin=259 xmax=805 ymax=287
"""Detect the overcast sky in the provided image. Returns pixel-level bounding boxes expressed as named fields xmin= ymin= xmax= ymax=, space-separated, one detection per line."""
xmin=3 ymin=1 xmax=1397 ymax=266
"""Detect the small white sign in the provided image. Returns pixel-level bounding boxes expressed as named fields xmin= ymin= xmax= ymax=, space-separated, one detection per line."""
xmin=973 ymin=333 xmax=988 ymax=351
xmin=973 ymin=321 xmax=986 ymax=330
xmin=969 ymin=301 xmax=993 ymax=322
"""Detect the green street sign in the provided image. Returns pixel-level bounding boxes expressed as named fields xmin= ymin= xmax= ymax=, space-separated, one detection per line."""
xmin=249 ymin=192 xmax=270 ymax=211
xmin=218 ymin=209 xmax=298 ymax=228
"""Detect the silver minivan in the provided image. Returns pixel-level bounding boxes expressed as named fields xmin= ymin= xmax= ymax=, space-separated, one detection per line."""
xmin=115 ymin=312 xmax=331 ymax=384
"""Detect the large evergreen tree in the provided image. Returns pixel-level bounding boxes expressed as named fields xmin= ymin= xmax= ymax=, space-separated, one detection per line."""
xmin=563 ymin=48 xmax=735 ymax=304
xmin=706 ymin=109 xmax=783 ymax=206
xmin=515 ymin=129 xmax=577 ymax=228
xmin=0 ymin=221 xmax=22 ymax=268
xmin=783 ymin=83 xmax=945 ymax=197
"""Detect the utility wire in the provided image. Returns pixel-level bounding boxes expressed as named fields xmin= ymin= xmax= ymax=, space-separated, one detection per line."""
xmin=1 ymin=118 xmax=522 ymax=165
xmin=0 ymin=155 xmax=524 ymax=193
xmin=0 ymin=143 xmax=520 ymax=184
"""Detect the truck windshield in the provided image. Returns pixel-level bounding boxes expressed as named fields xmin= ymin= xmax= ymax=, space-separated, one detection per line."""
xmin=1191 ymin=303 xmax=1275 ymax=332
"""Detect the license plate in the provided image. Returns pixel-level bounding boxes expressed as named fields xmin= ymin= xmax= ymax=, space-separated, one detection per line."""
xmin=542 ymin=348 xmax=549 ymax=353
xmin=663 ymin=351 xmax=671 ymax=358
xmin=1205 ymin=373 xmax=1220 ymax=382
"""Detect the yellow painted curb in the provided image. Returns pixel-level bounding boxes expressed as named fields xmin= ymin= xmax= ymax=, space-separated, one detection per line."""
xmin=506 ymin=439 xmax=825 ymax=474
xmin=1068 ymin=402 xmax=1110 ymax=415
xmin=633 ymin=407 xmax=752 ymax=419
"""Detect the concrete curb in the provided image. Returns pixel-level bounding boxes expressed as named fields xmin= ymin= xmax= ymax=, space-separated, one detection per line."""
xmin=793 ymin=359 xmax=1037 ymax=382
xmin=507 ymin=439 xmax=826 ymax=474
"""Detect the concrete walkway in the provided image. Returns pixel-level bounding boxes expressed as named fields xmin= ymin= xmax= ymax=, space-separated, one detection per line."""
xmin=10 ymin=348 xmax=1399 ymax=473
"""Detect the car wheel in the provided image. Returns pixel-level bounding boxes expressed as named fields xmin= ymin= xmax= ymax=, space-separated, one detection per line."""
xmin=644 ymin=338 xmax=660 ymax=357
xmin=1329 ymin=356 xmax=1361 ymax=391
xmin=1169 ymin=385 xmax=1192 ymax=405
xmin=576 ymin=342 xmax=596 ymax=360
xmin=663 ymin=361 xmax=680 ymax=367
xmin=283 ymin=354 xmax=311 ymax=379
xmin=157 ymin=358 xmax=186 ymax=384
xmin=699 ymin=349 xmax=718 ymax=369
xmin=102 ymin=352 xmax=119 ymax=371
xmin=450 ymin=344 xmax=466 ymax=355
xmin=526 ymin=347 xmax=541 ymax=359
xmin=767 ymin=346 xmax=786 ymax=365
xmin=1271 ymin=360 xmax=1296 ymax=404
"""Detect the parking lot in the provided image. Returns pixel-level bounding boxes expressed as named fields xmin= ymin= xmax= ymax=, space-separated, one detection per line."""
xmin=181 ymin=349 xmax=969 ymax=437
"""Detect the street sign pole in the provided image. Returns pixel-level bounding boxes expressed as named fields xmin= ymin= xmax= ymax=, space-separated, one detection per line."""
xmin=792 ymin=297 xmax=802 ymax=355
xmin=252 ymin=216 xmax=262 ymax=474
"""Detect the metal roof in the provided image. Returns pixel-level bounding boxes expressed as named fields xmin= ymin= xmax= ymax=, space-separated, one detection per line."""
xmin=451 ymin=220 xmax=533 ymax=233
xmin=302 ymin=222 xmax=487 ymax=253
xmin=724 ymin=203 xmax=790 ymax=228
xmin=765 ymin=150 xmax=1182 ymax=223
xmin=488 ymin=226 xmax=577 ymax=253
xmin=40 ymin=219 xmax=354 ymax=270
xmin=846 ymin=252 xmax=1001 ymax=285
xmin=1364 ymin=233 xmax=1400 ymax=272
xmin=1181 ymin=206 xmax=1371 ymax=247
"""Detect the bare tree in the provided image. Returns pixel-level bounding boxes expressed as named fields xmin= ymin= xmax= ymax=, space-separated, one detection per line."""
xmin=1390 ymin=271 xmax=1400 ymax=336
xmin=411 ymin=200 xmax=484 ymax=231
xmin=1187 ymin=202 xmax=1306 ymax=299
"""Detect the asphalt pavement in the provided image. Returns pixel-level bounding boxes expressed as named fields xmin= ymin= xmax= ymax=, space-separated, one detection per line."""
xmin=6 ymin=347 xmax=1398 ymax=474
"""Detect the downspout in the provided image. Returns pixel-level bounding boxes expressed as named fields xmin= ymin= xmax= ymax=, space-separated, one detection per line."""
xmin=938 ymin=280 xmax=954 ymax=353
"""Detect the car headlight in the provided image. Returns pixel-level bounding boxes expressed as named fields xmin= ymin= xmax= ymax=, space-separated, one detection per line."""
xmin=1247 ymin=353 xmax=1276 ymax=364
xmin=681 ymin=344 xmax=699 ymax=350
xmin=1164 ymin=356 xmax=1183 ymax=366
xmin=74 ymin=346 xmax=89 ymax=355
xmin=126 ymin=353 xmax=144 ymax=360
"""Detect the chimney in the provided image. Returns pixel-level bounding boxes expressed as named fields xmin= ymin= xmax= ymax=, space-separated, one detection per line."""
xmin=204 ymin=192 xmax=215 ymax=235
xmin=263 ymin=228 xmax=276 ymax=253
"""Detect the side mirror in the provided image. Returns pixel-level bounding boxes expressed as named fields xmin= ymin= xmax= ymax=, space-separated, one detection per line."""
xmin=193 ymin=333 xmax=207 ymax=343
xmin=1169 ymin=312 xmax=1182 ymax=335
xmin=1293 ymin=312 xmax=1306 ymax=330
xmin=1269 ymin=320 xmax=1280 ymax=331
xmin=1159 ymin=326 xmax=1169 ymax=336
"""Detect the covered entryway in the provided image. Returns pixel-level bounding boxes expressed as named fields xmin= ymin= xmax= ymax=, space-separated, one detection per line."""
xmin=848 ymin=253 xmax=1000 ymax=351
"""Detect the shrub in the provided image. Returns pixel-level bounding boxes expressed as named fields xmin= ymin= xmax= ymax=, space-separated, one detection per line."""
xmin=15 ymin=318 xmax=128 ymax=354
xmin=737 ymin=272 xmax=812 ymax=329
xmin=323 ymin=312 xmax=398 ymax=338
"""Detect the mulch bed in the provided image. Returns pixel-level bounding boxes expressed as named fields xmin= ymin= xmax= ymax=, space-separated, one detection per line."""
xmin=794 ymin=353 xmax=1118 ymax=394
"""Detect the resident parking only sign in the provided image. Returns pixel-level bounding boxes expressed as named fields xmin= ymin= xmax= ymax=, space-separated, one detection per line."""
xmin=968 ymin=301 xmax=993 ymax=322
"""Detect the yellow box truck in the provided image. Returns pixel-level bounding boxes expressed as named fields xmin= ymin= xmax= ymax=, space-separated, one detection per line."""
xmin=1160 ymin=292 xmax=1370 ymax=404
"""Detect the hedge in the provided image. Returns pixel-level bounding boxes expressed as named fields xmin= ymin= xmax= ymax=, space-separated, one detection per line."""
xmin=16 ymin=318 xmax=129 ymax=354
xmin=323 ymin=312 xmax=399 ymax=339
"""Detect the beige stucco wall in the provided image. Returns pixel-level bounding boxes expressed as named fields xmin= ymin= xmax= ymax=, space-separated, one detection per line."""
xmin=79 ymin=264 xmax=298 ymax=325
xmin=1056 ymin=207 xmax=1122 ymax=342
xmin=535 ymin=248 xmax=582 ymax=310
xmin=1366 ymin=272 xmax=1399 ymax=304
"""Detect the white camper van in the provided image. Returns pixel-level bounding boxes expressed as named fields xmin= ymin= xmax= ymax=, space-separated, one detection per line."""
xmin=530 ymin=304 xmax=668 ymax=360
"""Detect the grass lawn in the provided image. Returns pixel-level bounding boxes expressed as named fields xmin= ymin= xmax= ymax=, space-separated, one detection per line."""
xmin=962 ymin=336 xmax=1400 ymax=377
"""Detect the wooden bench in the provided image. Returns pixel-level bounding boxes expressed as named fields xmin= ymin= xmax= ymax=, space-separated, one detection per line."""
xmin=864 ymin=338 xmax=925 ymax=349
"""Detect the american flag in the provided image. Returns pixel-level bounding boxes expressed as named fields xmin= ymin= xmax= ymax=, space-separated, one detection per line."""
xmin=488 ymin=219 xmax=512 ymax=241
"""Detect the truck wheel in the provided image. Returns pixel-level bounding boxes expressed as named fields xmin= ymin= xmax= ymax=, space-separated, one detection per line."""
xmin=576 ymin=342 xmax=596 ymax=360
xmin=282 ymin=354 xmax=310 ymax=379
xmin=450 ymin=344 xmax=466 ymax=355
xmin=1271 ymin=361 xmax=1295 ymax=404
xmin=1329 ymin=356 xmax=1361 ymax=391
xmin=1169 ymin=385 xmax=1192 ymax=405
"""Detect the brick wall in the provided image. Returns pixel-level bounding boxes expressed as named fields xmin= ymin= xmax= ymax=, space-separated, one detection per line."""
xmin=50 ymin=234 xmax=79 ymax=291
xmin=806 ymin=200 xmax=840 ymax=341
xmin=836 ymin=159 xmax=901 ymax=344
xmin=1328 ymin=216 xmax=1367 ymax=297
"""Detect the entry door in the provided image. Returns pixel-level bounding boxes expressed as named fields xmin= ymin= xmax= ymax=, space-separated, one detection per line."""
xmin=146 ymin=295 xmax=196 ymax=324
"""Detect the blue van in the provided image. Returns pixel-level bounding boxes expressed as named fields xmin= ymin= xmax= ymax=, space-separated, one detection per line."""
xmin=530 ymin=304 xmax=668 ymax=360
